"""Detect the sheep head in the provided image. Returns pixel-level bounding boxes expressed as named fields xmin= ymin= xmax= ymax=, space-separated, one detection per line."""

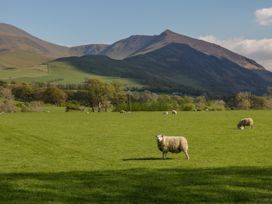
xmin=156 ymin=134 xmax=164 ymax=143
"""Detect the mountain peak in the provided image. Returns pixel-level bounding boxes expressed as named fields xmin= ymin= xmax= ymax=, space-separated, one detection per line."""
xmin=160 ymin=29 xmax=177 ymax=36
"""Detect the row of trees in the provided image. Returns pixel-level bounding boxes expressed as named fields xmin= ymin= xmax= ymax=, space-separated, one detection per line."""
xmin=1 ymin=79 xmax=272 ymax=112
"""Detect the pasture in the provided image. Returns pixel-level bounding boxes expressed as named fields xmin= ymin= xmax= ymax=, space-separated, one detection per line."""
xmin=0 ymin=62 xmax=142 ymax=87
xmin=0 ymin=110 xmax=271 ymax=203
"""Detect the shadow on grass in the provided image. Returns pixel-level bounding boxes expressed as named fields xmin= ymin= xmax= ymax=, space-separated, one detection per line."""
xmin=123 ymin=157 xmax=173 ymax=161
xmin=0 ymin=166 xmax=271 ymax=203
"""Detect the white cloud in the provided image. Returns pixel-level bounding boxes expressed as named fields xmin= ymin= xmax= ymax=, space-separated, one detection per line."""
xmin=256 ymin=7 xmax=272 ymax=26
xmin=198 ymin=35 xmax=272 ymax=70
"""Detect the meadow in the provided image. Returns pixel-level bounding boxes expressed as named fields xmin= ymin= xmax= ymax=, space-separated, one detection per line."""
xmin=0 ymin=62 xmax=142 ymax=87
xmin=0 ymin=110 xmax=271 ymax=203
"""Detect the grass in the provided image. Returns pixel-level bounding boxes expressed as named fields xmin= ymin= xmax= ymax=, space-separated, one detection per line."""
xmin=0 ymin=62 xmax=142 ymax=87
xmin=0 ymin=110 xmax=271 ymax=203
xmin=0 ymin=51 xmax=49 ymax=68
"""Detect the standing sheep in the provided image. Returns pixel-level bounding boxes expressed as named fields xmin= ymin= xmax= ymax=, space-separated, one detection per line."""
xmin=237 ymin=118 xmax=254 ymax=129
xmin=172 ymin=110 xmax=177 ymax=115
xmin=156 ymin=134 xmax=189 ymax=160
xmin=163 ymin=111 xmax=169 ymax=115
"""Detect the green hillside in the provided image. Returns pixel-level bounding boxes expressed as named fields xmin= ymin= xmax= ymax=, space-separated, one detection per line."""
xmin=0 ymin=60 xmax=142 ymax=87
xmin=0 ymin=111 xmax=271 ymax=203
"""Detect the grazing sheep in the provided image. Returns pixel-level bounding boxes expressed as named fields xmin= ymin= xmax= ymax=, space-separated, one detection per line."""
xmin=172 ymin=110 xmax=177 ymax=115
xmin=120 ymin=110 xmax=126 ymax=114
xmin=156 ymin=134 xmax=189 ymax=160
xmin=237 ymin=118 xmax=254 ymax=129
xmin=163 ymin=111 xmax=169 ymax=115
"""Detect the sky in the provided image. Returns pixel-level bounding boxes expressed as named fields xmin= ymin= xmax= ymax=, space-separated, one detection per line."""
xmin=0 ymin=0 xmax=272 ymax=69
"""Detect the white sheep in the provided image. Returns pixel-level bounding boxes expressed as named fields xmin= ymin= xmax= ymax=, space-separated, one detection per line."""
xmin=237 ymin=118 xmax=254 ymax=129
xmin=172 ymin=110 xmax=177 ymax=115
xmin=163 ymin=111 xmax=169 ymax=115
xmin=156 ymin=134 xmax=189 ymax=160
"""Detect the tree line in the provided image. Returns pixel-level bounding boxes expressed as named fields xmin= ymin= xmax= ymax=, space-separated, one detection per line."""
xmin=0 ymin=79 xmax=272 ymax=113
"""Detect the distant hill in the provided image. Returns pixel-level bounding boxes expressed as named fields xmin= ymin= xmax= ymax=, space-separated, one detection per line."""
xmin=0 ymin=23 xmax=72 ymax=68
xmin=97 ymin=30 xmax=264 ymax=71
xmin=100 ymin=35 xmax=156 ymax=60
xmin=0 ymin=23 xmax=106 ymax=68
xmin=50 ymin=43 xmax=272 ymax=96
xmin=70 ymin=44 xmax=109 ymax=56
xmin=1 ymin=23 xmax=272 ymax=96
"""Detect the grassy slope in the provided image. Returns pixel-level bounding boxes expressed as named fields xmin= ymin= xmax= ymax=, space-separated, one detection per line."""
xmin=0 ymin=51 xmax=49 ymax=68
xmin=0 ymin=110 xmax=271 ymax=203
xmin=0 ymin=61 xmax=141 ymax=87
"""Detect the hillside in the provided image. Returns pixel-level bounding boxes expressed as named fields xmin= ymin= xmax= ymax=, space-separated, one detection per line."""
xmin=1 ymin=23 xmax=272 ymax=96
xmin=98 ymin=30 xmax=264 ymax=71
xmin=70 ymin=44 xmax=109 ymax=56
xmin=47 ymin=44 xmax=272 ymax=96
xmin=100 ymin=35 xmax=156 ymax=60
xmin=0 ymin=23 xmax=73 ymax=68
xmin=0 ymin=23 xmax=106 ymax=68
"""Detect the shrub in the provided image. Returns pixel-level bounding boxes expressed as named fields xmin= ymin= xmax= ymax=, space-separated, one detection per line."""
xmin=43 ymin=86 xmax=67 ymax=105
xmin=0 ymin=100 xmax=17 ymax=113
xmin=21 ymin=101 xmax=44 ymax=112
xmin=209 ymin=100 xmax=225 ymax=111
xmin=0 ymin=87 xmax=14 ymax=100
xmin=65 ymin=101 xmax=83 ymax=112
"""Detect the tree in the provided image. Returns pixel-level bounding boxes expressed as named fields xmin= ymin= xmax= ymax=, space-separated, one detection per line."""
xmin=235 ymin=92 xmax=251 ymax=110
xmin=85 ymin=79 xmax=114 ymax=112
xmin=250 ymin=95 xmax=265 ymax=109
xmin=43 ymin=86 xmax=67 ymax=105
xmin=195 ymin=96 xmax=207 ymax=111
xmin=12 ymin=84 xmax=34 ymax=101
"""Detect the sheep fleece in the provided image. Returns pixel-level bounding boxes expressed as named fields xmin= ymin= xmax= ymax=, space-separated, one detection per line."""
xmin=157 ymin=136 xmax=188 ymax=153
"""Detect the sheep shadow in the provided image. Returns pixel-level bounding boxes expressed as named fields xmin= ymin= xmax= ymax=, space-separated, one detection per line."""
xmin=0 ymin=166 xmax=271 ymax=203
xmin=123 ymin=157 xmax=173 ymax=161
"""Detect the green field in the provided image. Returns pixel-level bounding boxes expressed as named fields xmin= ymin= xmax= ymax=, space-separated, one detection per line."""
xmin=0 ymin=62 xmax=142 ymax=88
xmin=0 ymin=110 xmax=271 ymax=203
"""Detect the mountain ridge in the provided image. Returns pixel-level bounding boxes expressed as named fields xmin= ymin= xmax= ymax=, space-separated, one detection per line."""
xmin=0 ymin=23 xmax=271 ymax=96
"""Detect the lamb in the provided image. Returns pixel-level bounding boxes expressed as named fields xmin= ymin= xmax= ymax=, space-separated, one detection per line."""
xmin=156 ymin=134 xmax=189 ymax=160
xmin=172 ymin=110 xmax=177 ymax=115
xmin=237 ymin=118 xmax=254 ymax=129
xmin=163 ymin=111 xmax=169 ymax=115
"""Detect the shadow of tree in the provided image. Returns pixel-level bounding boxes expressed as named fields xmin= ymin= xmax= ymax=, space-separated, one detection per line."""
xmin=0 ymin=166 xmax=271 ymax=203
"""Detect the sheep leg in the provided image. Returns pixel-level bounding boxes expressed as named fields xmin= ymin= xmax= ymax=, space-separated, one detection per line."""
xmin=184 ymin=151 xmax=190 ymax=160
xmin=162 ymin=152 xmax=167 ymax=160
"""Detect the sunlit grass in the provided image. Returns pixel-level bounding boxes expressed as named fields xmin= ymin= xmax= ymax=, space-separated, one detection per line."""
xmin=0 ymin=110 xmax=271 ymax=203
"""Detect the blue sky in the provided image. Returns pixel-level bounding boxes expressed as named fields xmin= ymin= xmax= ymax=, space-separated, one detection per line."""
xmin=1 ymin=0 xmax=272 ymax=69
xmin=0 ymin=0 xmax=271 ymax=45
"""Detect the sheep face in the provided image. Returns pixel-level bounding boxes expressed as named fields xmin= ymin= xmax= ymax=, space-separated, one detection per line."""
xmin=156 ymin=134 xmax=164 ymax=143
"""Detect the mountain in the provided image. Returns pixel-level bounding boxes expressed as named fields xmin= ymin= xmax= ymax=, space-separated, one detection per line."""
xmin=0 ymin=23 xmax=106 ymax=68
xmin=98 ymin=30 xmax=264 ymax=71
xmin=1 ymin=23 xmax=271 ymax=96
xmin=70 ymin=44 xmax=109 ymax=56
xmin=50 ymin=43 xmax=272 ymax=96
xmin=100 ymin=35 xmax=156 ymax=60
xmin=0 ymin=23 xmax=73 ymax=68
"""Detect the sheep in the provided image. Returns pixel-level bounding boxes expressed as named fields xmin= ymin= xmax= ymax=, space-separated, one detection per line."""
xmin=120 ymin=110 xmax=126 ymax=114
xmin=156 ymin=134 xmax=189 ymax=160
xmin=237 ymin=118 xmax=254 ymax=129
xmin=172 ymin=110 xmax=177 ymax=115
xmin=163 ymin=111 xmax=169 ymax=115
